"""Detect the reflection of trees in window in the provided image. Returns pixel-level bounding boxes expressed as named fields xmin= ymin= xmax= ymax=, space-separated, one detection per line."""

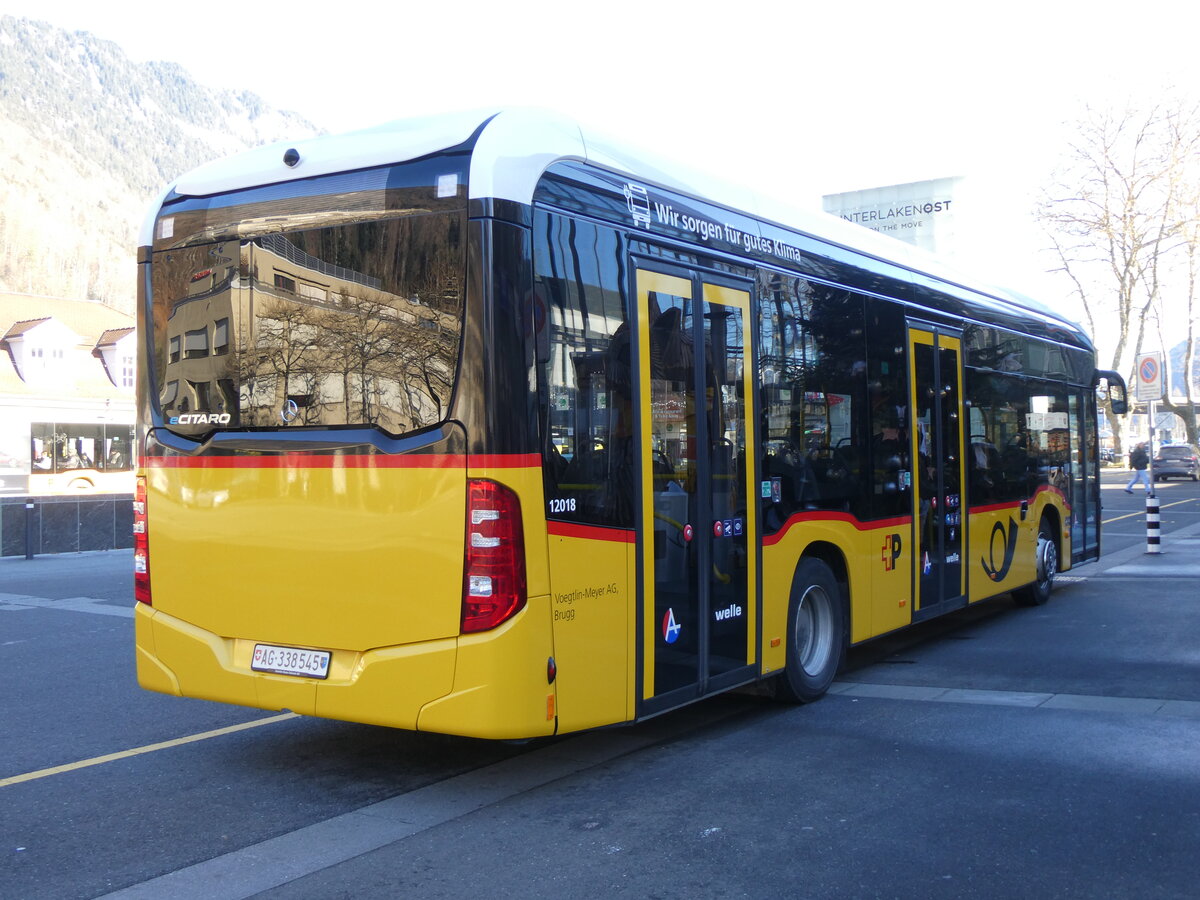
xmin=153 ymin=215 xmax=463 ymax=434
xmin=245 ymin=298 xmax=325 ymax=425
xmin=234 ymin=217 xmax=462 ymax=431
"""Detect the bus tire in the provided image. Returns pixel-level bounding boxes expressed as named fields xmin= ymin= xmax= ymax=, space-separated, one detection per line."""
xmin=1012 ymin=517 xmax=1058 ymax=607
xmin=774 ymin=558 xmax=846 ymax=703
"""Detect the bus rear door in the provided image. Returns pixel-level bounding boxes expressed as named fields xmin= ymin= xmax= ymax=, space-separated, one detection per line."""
xmin=908 ymin=323 xmax=967 ymax=619
xmin=635 ymin=266 xmax=758 ymax=713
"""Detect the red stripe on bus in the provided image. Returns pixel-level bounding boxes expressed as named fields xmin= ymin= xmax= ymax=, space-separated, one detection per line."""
xmin=1035 ymin=483 xmax=1069 ymax=505
xmin=763 ymin=510 xmax=912 ymax=546
xmin=970 ymin=485 xmax=1070 ymax=516
xmin=143 ymin=451 xmax=544 ymax=470
xmin=468 ymin=453 xmax=542 ymax=469
xmin=547 ymin=521 xmax=637 ymax=543
xmin=969 ymin=500 xmax=1022 ymax=515
xmin=143 ymin=453 xmax=464 ymax=469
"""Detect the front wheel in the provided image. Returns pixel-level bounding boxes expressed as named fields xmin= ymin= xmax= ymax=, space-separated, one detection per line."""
xmin=774 ymin=558 xmax=846 ymax=703
xmin=1013 ymin=518 xmax=1058 ymax=607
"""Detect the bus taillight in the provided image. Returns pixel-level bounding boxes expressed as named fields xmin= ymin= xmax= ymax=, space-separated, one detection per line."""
xmin=461 ymin=479 xmax=526 ymax=633
xmin=134 ymin=476 xmax=151 ymax=605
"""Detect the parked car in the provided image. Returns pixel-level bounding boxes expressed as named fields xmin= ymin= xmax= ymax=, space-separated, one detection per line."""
xmin=1152 ymin=444 xmax=1200 ymax=481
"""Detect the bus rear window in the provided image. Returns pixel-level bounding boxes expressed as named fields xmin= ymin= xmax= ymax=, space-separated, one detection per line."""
xmin=150 ymin=212 xmax=465 ymax=437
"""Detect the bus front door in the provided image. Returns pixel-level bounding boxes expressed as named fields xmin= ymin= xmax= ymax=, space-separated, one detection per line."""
xmin=635 ymin=267 xmax=757 ymax=712
xmin=908 ymin=323 xmax=967 ymax=618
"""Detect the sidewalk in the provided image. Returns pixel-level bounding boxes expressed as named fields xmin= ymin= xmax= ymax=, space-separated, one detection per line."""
xmin=1085 ymin=515 xmax=1200 ymax=579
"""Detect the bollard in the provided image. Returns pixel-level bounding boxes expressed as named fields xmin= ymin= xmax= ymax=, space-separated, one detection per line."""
xmin=25 ymin=501 xmax=35 ymax=560
xmin=1145 ymin=494 xmax=1161 ymax=555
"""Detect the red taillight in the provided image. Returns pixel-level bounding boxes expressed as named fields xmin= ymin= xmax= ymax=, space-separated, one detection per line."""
xmin=134 ymin=476 xmax=151 ymax=605
xmin=461 ymin=479 xmax=526 ymax=633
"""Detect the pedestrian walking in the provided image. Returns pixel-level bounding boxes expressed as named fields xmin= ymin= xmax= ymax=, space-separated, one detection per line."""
xmin=1126 ymin=442 xmax=1151 ymax=493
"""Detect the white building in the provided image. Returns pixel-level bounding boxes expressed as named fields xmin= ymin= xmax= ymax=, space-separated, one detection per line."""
xmin=822 ymin=177 xmax=965 ymax=255
xmin=0 ymin=292 xmax=136 ymax=495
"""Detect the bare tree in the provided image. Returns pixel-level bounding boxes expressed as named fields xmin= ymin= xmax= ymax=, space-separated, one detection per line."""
xmin=316 ymin=291 xmax=402 ymax=427
xmin=1039 ymin=100 xmax=1200 ymax=452
xmin=1153 ymin=123 xmax=1200 ymax=443
xmin=251 ymin=298 xmax=325 ymax=425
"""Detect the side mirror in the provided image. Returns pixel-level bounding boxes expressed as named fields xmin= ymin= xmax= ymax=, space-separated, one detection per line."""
xmin=1095 ymin=370 xmax=1128 ymax=416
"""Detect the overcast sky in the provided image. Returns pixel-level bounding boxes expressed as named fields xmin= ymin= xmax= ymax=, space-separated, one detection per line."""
xmin=3 ymin=0 xmax=1197 ymax=308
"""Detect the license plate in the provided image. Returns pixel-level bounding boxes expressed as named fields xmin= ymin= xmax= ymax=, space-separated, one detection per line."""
xmin=251 ymin=643 xmax=331 ymax=679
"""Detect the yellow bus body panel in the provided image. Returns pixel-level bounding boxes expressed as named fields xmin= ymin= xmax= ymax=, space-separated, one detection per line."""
xmin=136 ymin=458 xmax=561 ymax=737
xmin=761 ymin=515 xmax=914 ymax=670
xmin=416 ymin=593 xmax=557 ymax=740
xmin=967 ymin=491 xmax=1072 ymax=604
xmin=544 ymin=528 xmax=634 ymax=734
xmin=145 ymin=461 xmax=466 ymax=650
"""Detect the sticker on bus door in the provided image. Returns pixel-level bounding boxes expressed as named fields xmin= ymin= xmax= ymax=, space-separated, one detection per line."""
xmin=662 ymin=608 xmax=681 ymax=644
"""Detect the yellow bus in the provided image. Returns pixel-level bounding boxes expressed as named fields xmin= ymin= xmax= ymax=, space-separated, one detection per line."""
xmin=134 ymin=110 xmax=1127 ymax=739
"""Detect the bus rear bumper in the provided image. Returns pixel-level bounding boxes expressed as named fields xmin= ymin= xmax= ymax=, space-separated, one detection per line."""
xmin=134 ymin=603 xmax=457 ymax=730
xmin=133 ymin=597 xmax=559 ymax=739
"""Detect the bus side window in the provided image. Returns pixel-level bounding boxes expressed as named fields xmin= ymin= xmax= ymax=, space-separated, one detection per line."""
xmin=534 ymin=212 xmax=633 ymax=528
xmin=866 ymin=297 xmax=909 ymax=519
xmin=758 ymin=272 xmax=869 ymax=527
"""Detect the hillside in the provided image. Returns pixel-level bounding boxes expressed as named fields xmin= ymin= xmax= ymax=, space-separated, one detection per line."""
xmin=0 ymin=15 xmax=321 ymax=313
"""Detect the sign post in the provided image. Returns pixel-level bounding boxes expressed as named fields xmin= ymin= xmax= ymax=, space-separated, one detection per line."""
xmin=1135 ymin=351 xmax=1163 ymax=403
xmin=1134 ymin=351 xmax=1164 ymax=548
xmin=1135 ymin=351 xmax=1163 ymax=460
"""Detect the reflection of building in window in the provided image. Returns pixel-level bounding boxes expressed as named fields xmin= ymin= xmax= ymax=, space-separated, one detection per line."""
xmin=190 ymin=381 xmax=211 ymax=411
xmin=298 ymin=283 xmax=327 ymax=303
xmin=154 ymin=215 xmax=464 ymax=434
xmin=184 ymin=328 xmax=208 ymax=359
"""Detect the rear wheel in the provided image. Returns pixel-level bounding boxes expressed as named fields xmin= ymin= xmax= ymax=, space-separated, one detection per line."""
xmin=1013 ymin=517 xmax=1058 ymax=607
xmin=774 ymin=558 xmax=846 ymax=703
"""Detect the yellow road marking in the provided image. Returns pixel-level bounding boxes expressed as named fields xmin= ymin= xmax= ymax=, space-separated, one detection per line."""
xmin=1104 ymin=496 xmax=1198 ymax=525
xmin=0 ymin=712 xmax=298 ymax=789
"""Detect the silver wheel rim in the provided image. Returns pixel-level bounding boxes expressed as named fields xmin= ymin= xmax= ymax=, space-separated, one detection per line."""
xmin=1037 ymin=534 xmax=1058 ymax=591
xmin=795 ymin=583 xmax=834 ymax=676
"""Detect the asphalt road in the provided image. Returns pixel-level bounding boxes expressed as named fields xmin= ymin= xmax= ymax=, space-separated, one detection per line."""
xmin=2 ymin=469 xmax=1198 ymax=899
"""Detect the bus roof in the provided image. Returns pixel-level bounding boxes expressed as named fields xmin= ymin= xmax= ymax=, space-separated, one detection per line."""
xmin=148 ymin=108 xmax=1084 ymax=345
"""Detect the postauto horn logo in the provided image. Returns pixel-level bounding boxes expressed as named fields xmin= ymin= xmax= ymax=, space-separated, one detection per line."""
xmin=170 ymin=413 xmax=231 ymax=426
